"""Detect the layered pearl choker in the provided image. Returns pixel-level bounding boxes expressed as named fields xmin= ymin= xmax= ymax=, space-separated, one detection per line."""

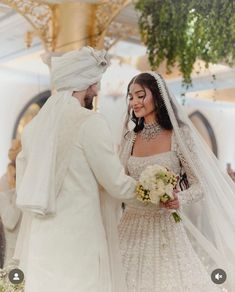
xmin=141 ymin=121 xmax=163 ymax=141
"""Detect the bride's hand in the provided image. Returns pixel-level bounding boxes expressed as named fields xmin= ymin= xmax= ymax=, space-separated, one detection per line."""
xmin=163 ymin=190 xmax=180 ymax=210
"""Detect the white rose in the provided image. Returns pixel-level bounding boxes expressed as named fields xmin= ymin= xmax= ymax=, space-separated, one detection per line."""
xmin=149 ymin=193 xmax=159 ymax=204
xmin=149 ymin=189 xmax=164 ymax=204
xmin=156 ymin=179 xmax=165 ymax=189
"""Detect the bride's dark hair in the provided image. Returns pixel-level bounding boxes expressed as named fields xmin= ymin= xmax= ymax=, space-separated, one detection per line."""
xmin=125 ymin=73 xmax=182 ymax=133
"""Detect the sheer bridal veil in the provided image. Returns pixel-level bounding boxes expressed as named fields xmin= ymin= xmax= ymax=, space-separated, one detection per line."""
xmin=150 ymin=72 xmax=235 ymax=290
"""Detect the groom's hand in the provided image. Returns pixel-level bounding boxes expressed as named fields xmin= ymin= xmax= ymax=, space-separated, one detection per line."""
xmin=164 ymin=190 xmax=180 ymax=210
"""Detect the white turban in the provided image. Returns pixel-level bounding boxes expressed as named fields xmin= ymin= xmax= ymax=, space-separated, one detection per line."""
xmin=50 ymin=46 xmax=110 ymax=91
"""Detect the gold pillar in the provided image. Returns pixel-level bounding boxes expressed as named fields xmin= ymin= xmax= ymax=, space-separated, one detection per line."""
xmin=54 ymin=1 xmax=131 ymax=51
xmin=54 ymin=3 xmax=94 ymax=52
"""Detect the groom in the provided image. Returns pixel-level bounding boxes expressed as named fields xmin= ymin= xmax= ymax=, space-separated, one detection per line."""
xmin=14 ymin=47 xmax=136 ymax=292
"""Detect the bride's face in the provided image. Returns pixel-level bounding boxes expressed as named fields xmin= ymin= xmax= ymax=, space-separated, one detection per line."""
xmin=128 ymin=83 xmax=156 ymax=120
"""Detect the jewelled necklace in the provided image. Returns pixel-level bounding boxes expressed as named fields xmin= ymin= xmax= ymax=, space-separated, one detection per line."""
xmin=141 ymin=122 xmax=163 ymax=141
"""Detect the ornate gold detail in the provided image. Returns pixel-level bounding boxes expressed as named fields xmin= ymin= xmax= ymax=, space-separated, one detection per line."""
xmin=91 ymin=0 xmax=131 ymax=49
xmin=24 ymin=30 xmax=36 ymax=48
xmin=2 ymin=0 xmax=58 ymax=51
xmin=104 ymin=21 xmax=138 ymax=50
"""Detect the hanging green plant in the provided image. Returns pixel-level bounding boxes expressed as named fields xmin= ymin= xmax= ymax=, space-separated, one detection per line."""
xmin=135 ymin=0 xmax=235 ymax=85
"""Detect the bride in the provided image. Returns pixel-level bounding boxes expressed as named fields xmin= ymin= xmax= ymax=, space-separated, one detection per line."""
xmin=117 ymin=72 xmax=235 ymax=292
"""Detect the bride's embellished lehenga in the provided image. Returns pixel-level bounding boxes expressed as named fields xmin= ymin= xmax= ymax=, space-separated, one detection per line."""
xmin=118 ymin=130 xmax=221 ymax=292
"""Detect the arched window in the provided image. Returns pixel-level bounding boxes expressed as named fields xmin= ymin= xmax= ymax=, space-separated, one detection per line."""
xmin=189 ymin=110 xmax=218 ymax=157
xmin=13 ymin=90 xmax=51 ymax=139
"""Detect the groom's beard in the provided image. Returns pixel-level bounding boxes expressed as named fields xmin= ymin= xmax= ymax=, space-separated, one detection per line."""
xmin=84 ymin=96 xmax=94 ymax=110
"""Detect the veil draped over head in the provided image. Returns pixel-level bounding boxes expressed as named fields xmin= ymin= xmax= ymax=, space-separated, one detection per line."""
xmin=120 ymin=72 xmax=235 ymax=291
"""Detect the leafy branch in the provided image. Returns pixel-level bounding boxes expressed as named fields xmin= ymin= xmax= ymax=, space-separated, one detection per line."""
xmin=135 ymin=0 xmax=235 ymax=85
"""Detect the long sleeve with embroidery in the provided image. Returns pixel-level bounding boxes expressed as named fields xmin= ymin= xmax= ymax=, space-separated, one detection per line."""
xmin=175 ymin=129 xmax=204 ymax=205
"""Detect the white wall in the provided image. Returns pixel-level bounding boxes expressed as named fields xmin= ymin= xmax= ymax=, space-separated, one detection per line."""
xmin=0 ymin=67 xmax=50 ymax=176
xmin=185 ymin=98 xmax=235 ymax=169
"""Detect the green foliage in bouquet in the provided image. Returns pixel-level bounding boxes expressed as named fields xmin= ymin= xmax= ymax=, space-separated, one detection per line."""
xmin=155 ymin=171 xmax=178 ymax=186
xmin=0 ymin=268 xmax=24 ymax=292
xmin=135 ymin=0 xmax=235 ymax=85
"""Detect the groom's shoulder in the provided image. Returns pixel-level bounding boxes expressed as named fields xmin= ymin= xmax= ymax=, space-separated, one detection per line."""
xmin=79 ymin=109 xmax=106 ymax=127
xmin=79 ymin=108 xmax=104 ymax=120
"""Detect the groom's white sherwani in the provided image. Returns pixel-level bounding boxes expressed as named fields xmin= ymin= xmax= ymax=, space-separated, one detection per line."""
xmin=15 ymin=99 xmax=136 ymax=292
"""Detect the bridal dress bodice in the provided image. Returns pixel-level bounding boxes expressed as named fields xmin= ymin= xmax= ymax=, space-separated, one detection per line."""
xmin=124 ymin=132 xmax=203 ymax=210
xmin=118 ymin=132 xmax=221 ymax=292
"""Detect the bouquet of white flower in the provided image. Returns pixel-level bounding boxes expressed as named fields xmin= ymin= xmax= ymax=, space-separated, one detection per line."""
xmin=136 ymin=164 xmax=181 ymax=222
